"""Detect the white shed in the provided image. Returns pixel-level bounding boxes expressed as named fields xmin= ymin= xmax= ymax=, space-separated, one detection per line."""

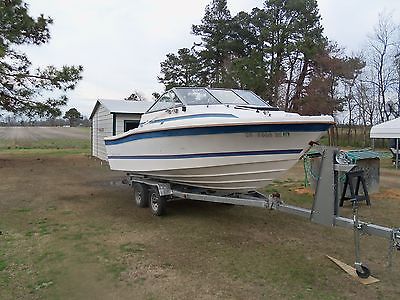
xmin=89 ymin=99 xmax=153 ymax=160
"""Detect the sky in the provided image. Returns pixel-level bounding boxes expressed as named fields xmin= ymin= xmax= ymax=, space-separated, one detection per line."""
xmin=22 ymin=0 xmax=400 ymax=117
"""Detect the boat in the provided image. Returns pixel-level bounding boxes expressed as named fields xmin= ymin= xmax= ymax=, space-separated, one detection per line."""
xmin=104 ymin=87 xmax=334 ymax=191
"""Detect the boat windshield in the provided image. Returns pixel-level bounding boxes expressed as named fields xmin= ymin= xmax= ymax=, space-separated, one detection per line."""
xmin=147 ymin=90 xmax=183 ymax=113
xmin=148 ymin=87 xmax=271 ymax=111
xmin=174 ymin=88 xmax=220 ymax=105
xmin=233 ymin=90 xmax=269 ymax=107
xmin=208 ymin=89 xmax=247 ymax=104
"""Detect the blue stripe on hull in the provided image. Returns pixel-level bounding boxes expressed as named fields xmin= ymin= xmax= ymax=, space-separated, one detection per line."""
xmin=147 ymin=113 xmax=238 ymax=125
xmin=107 ymin=148 xmax=303 ymax=160
xmin=105 ymin=123 xmax=330 ymax=145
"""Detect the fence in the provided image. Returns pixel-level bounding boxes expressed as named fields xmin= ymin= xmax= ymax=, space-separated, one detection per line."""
xmin=325 ymin=125 xmax=390 ymax=149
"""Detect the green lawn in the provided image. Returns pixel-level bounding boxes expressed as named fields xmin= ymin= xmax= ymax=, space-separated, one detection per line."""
xmin=0 ymin=127 xmax=90 ymax=155
xmin=0 ymin=130 xmax=399 ymax=299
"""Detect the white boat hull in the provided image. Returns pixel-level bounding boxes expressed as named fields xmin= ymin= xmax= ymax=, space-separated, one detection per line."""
xmin=105 ymin=127 xmax=326 ymax=191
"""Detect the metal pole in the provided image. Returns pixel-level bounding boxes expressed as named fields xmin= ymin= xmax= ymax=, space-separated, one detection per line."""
xmin=352 ymin=200 xmax=363 ymax=273
xmin=396 ymin=54 xmax=400 ymax=116
xmin=396 ymin=53 xmax=400 ymax=169
xmin=396 ymin=138 xmax=399 ymax=170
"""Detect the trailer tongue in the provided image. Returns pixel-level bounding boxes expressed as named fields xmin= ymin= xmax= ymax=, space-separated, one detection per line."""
xmin=126 ymin=146 xmax=400 ymax=279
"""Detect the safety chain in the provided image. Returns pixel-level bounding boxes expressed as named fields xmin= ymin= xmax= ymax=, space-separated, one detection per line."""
xmin=303 ymin=154 xmax=349 ymax=187
xmin=266 ymin=193 xmax=282 ymax=209
xmin=387 ymin=228 xmax=400 ymax=268
xmin=303 ymin=155 xmax=320 ymax=187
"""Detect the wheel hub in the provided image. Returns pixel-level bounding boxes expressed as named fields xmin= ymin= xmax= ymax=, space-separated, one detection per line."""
xmin=151 ymin=194 xmax=158 ymax=210
xmin=135 ymin=190 xmax=142 ymax=203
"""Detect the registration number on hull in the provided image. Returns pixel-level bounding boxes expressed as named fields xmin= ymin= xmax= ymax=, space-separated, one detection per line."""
xmin=245 ymin=132 xmax=290 ymax=138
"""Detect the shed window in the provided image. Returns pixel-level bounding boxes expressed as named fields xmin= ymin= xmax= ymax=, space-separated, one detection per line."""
xmin=124 ymin=120 xmax=140 ymax=132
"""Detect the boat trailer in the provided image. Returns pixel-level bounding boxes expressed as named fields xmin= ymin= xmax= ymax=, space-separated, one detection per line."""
xmin=126 ymin=146 xmax=400 ymax=279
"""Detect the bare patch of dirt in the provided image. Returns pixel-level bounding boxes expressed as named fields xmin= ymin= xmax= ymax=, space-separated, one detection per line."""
xmin=380 ymin=174 xmax=400 ymax=190
xmin=294 ymin=187 xmax=313 ymax=195
xmin=374 ymin=188 xmax=400 ymax=201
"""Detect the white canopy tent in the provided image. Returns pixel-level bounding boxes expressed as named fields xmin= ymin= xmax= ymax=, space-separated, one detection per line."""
xmin=370 ymin=117 xmax=400 ymax=169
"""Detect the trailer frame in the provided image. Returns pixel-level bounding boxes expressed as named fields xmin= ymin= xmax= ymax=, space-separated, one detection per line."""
xmin=125 ymin=146 xmax=400 ymax=278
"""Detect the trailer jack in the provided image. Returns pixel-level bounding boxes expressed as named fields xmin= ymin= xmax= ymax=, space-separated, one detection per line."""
xmin=266 ymin=147 xmax=400 ymax=278
xmin=352 ymin=199 xmax=370 ymax=278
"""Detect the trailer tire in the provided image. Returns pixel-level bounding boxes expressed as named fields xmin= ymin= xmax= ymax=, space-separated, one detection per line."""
xmin=149 ymin=186 xmax=166 ymax=216
xmin=133 ymin=183 xmax=149 ymax=208
xmin=356 ymin=264 xmax=370 ymax=279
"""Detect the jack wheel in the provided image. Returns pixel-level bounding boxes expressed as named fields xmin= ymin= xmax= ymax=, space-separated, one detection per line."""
xmin=356 ymin=264 xmax=370 ymax=279
xmin=133 ymin=183 xmax=148 ymax=208
xmin=149 ymin=186 xmax=166 ymax=216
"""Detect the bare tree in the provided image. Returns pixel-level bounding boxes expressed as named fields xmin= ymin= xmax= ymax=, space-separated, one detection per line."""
xmin=393 ymin=52 xmax=400 ymax=117
xmin=366 ymin=13 xmax=399 ymax=122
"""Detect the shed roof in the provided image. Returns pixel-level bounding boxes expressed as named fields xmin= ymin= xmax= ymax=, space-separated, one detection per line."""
xmin=370 ymin=117 xmax=400 ymax=139
xmin=89 ymin=99 xmax=153 ymax=119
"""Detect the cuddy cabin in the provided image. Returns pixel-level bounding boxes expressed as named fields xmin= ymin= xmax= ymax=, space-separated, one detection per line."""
xmin=138 ymin=87 xmax=301 ymax=130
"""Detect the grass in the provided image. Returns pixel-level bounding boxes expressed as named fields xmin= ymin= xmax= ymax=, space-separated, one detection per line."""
xmin=0 ymin=210 xmax=131 ymax=297
xmin=15 ymin=208 xmax=32 ymax=213
xmin=0 ymin=147 xmax=90 ymax=156
xmin=0 ymin=126 xmax=90 ymax=155
xmin=32 ymin=280 xmax=54 ymax=291
xmin=0 ymin=131 xmax=399 ymax=299
xmin=36 ymin=251 xmax=65 ymax=264
xmin=120 ymin=242 xmax=146 ymax=253
xmin=106 ymin=263 xmax=127 ymax=279
xmin=263 ymin=178 xmax=313 ymax=207
xmin=380 ymin=156 xmax=399 ymax=169
xmin=0 ymin=138 xmax=90 ymax=150
xmin=0 ymin=260 xmax=7 ymax=272
xmin=0 ymin=140 xmax=90 ymax=156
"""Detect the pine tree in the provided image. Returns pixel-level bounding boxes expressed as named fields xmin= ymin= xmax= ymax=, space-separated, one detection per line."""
xmin=0 ymin=0 xmax=83 ymax=117
xmin=63 ymin=108 xmax=82 ymax=127
xmin=192 ymin=0 xmax=232 ymax=86
xmin=157 ymin=0 xmax=364 ymax=116
xmin=158 ymin=48 xmax=205 ymax=89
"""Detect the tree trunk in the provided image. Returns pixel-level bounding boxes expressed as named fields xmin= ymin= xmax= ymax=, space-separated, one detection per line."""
xmin=284 ymin=55 xmax=297 ymax=111
xmin=290 ymin=59 xmax=309 ymax=112
xmin=353 ymin=126 xmax=357 ymax=146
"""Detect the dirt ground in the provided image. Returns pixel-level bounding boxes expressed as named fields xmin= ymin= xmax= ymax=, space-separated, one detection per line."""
xmin=0 ymin=151 xmax=399 ymax=299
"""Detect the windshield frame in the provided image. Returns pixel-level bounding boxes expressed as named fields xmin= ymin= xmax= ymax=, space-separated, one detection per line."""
xmin=146 ymin=87 xmax=271 ymax=113
xmin=173 ymin=87 xmax=221 ymax=106
xmin=146 ymin=90 xmax=183 ymax=113
xmin=207 ymin=88 xmax=249 ymax=105
xmin=231 ymin=89 xmax=271 ymax=107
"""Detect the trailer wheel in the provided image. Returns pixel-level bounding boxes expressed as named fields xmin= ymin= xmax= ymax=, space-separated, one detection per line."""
xmin=356 ymin=264 xmax=370 ymax=279
xmin=133 ymin=183 xmax=149 ymax=208
xmin=149 ymin=186 xmax=166 ymax=216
